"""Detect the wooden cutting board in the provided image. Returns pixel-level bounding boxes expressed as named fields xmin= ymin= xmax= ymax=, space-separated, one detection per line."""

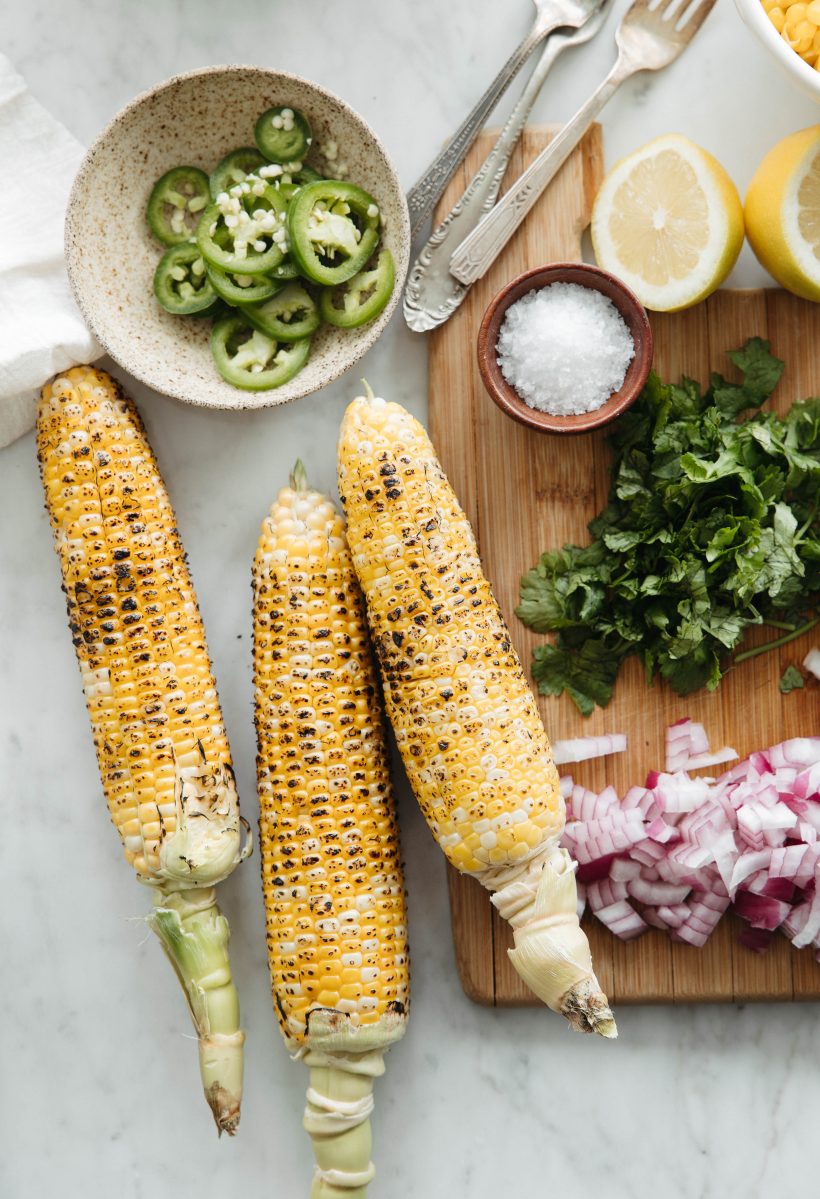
xmin=428 ymin=124 xmax=820 ymax=1006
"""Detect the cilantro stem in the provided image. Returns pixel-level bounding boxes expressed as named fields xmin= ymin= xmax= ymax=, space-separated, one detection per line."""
xmin=763 ymin=620 xmax=797 ymax=632
xmin=797 ymin=504 xmax=818 ymax=541
xmin=734 ymin=616 xmax=820 ymax=664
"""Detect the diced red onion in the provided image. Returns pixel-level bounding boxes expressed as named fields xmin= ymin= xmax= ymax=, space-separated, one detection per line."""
xmin=739 ymin=927 xmax=775 ymax=954
xmin=594 ymin=900 xmax=647 ymax=940
xmin=628 ymin=877 xmax=691 ymax=906
xmin=790 ymin=871 xmax=820 ymax=948
xmin=729 ymin=850 xmax=772 ymax=896
xmin=683 ymin=748 xmax=739 ymax=771
xmin=655 ymin=773 xmax=712 ymax=813
xmin=558 ymin=725 xmax=820 ymax=953
xmin=803 ymin=648 xmax=820 ymax=681
xmin=610 ymin=857 xmax=642 ymax=883
xmin=575 ymin=855 xmax=618 ymax=885
xmin=760 ymin=877 xmax=796 ymax=903
xmin=587 ymin=878 xmax=629 ymax=911
xmin=552 ymin=733 xmax=627 ymax=766
xmin=733 ymin=890 xmax=791 ymax=930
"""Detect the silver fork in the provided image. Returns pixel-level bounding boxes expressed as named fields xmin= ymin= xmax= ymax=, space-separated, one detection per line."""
xmin=405 ymin=0 xmax=610 ymax=239
xmin=449 ymin=0 xmax=717 ymax=288
xmin=404 ymin=0 xmax=613 ymax=333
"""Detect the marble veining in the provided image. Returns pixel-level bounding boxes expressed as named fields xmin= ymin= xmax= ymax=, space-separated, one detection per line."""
xmin=3 ymin=2 xmax=820 ymax=1196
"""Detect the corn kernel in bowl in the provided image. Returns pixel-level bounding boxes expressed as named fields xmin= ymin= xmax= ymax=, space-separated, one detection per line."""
xmin=763 ymin=0 xmax=820 ymax=67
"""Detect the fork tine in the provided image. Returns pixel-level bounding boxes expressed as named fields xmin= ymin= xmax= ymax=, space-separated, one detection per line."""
xmin=672 ymin=0 xmax=718 ymax=34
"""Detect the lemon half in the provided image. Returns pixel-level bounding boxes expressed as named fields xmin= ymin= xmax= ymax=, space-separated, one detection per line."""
xmin=745 ymin=125 xmax=820 ymax=302
xmin=591 ymin=134 xmax=744 ymax=313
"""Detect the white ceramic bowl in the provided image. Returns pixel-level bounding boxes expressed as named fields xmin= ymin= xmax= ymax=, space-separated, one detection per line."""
xmin=735 ymin=0 xmax=820 ymax=101
xmin=66 ymin=65 xmax=410 ymax=410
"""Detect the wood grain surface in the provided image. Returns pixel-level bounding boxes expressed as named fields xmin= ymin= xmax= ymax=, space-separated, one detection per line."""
xmin=427 ymin=125 xmax=820 ymax=1006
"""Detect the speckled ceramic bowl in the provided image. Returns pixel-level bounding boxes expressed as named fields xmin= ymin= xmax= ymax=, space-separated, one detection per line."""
xmin=66 ymin=65 xmax=410 ymax=410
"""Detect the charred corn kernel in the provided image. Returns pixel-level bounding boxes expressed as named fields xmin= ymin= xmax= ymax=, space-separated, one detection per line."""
xmin=338 ymin=391 xmax=615 ymax=1040
xmin=37 ymin=366 xmax=248 ymax=1135
xmin=38 ymin=368 xmax=242 ymax=886
xmin=338 ymin=411 xmax=560 ymax=876
xmin=253 ymin=463 xmax=408 ymax=1198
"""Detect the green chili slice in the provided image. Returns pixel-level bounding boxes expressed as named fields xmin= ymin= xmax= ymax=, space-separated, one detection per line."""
xmin=147 ymin=166 xmax=211 ymax=246
xmin=271 ymin=257 xmax=300 ymax=281
xmin=295 ymin=165 xmax=324 ymax=185
xmin=255 ymin=106 xmax=312 ymax=164
xmin=210 ymin=313 xmax=310 ymax=390
xmin=287 ymin=181 xmax=381 ymax=286
xmin=241 ymin=282 xmax=321 ymax=342
xmin=207 ymin=264 xmax=283 ymax=306
xmin=210 ymin=148 xmax=266 ymax=199
xmin=153 ymin=243 xmax=218 ymax=315
xmin=319 ymin=248 xmax=395 ymax=329
xmin=196 ymin=182 xmax=287 ymax=275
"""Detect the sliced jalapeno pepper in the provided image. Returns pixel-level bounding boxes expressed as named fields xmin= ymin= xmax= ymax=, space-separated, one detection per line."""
xmin=153 ymin=243 xmax=218 ymax=315
xmin=210 ymin=313 xmax=310 ymax=390
xmin=197 ymin=183 xmax=287 ymax=275
xmin=271 ymin=257 xmax=300 ymax=281
xmin=273 ymin=179 xmax=302 ymax=205
xmin=295 ymin=165 xmax=324 ymax=185
xmin=241 ymin=282 xmax=321 ymax=342
xmin=287 ymin=181 xmax=381 ymax=286
xmin=319 ymin=248 xmax=395 ymax=329
xmin=210 ymin=147 xmax=266 ymax=199
xmin=255 ymin=106 xmax=312 ymax=164
xmin=147 ymin=166 xmax=211 ymax=246
xmin=206 ymin=263 xmax=282 ymax=306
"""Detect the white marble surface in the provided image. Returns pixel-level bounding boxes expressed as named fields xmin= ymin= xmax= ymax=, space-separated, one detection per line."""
xmin=3 ymin=3 xmax=820 ymax=1197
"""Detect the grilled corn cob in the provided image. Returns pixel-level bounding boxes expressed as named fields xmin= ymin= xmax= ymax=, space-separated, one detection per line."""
xmin=37 ymin=366 xmax=250 ymax=1133
xmin=338 ymin=392 xmax=615 ymax=1037
xmin=253 ymin=463 xmax=409 ymax=1198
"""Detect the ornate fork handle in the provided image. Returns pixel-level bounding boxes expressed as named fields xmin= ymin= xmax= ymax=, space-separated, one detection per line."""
xmin=404 ymin=29 xmax=579 ymax=332
xmin=449 ymin=59 xmax=635 ymax=285
xmin=406 ymin=19 xmax=562 ymax=239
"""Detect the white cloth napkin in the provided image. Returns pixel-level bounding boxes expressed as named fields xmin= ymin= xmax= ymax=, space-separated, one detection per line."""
xmin=0 ymin=54 xmax=100 ymax=448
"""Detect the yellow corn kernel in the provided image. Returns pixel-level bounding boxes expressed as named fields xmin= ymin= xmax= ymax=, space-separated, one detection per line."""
xmin=785 ymin=16 xmax=816 ymax=50
xmin=253 ymin=467 xmax=409 ymax=1051
xmin=37 ymin=366 xmax=247 ymax=1135
xmin=338 ymin=393 xmax=616 ymax=1039
xmin=37 ymin=367 xmax=241 ymax=887
xmin=338 ymin=397 xmax=563 ymax=877
xmin=766 ymin=0 xmax=820 ymax=56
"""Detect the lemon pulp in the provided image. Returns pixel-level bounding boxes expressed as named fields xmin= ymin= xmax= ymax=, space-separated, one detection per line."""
xmin=592 ymin=134 xmax=744 ymax=313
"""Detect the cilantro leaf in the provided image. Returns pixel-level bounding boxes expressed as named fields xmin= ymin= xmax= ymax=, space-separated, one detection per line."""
xmin=531 ymin=639 xmax=625 ymax=716
xmin=779 ymin=665 xmax=805 ymax=693
xmin=516 ymin=545 xmax=607 ymax=632
xmin=519 ymin=339 xmax=820 ymax=714
xmin=727 ymin=337 xmax=785 ymax=401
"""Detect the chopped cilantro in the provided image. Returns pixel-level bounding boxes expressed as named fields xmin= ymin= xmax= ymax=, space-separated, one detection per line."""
xmin=779 ymin=665 xmax=805 ymax=694
xmin=517 ymin=339 xmax=820 ymax=715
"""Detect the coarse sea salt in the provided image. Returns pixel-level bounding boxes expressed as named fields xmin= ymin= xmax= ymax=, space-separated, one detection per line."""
xmin=496 ymin=282 xmax=635 ymax=416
